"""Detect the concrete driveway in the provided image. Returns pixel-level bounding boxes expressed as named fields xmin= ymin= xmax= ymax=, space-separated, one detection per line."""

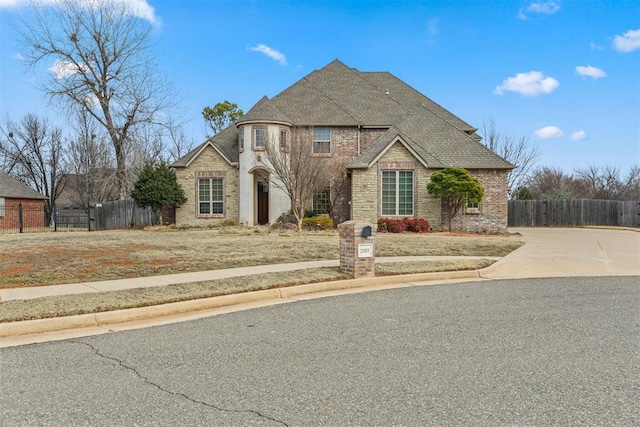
xmin=484 ymin=227 xmax=640 ymax=279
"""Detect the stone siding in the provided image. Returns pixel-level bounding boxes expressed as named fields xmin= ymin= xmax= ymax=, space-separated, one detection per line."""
xmin=351 ymin=141 xmax=441 ymax=228
xmin=175 ymin=126 xmax=510 ymax=233
xmin=174 ymin=145 xmax=238 ymax=226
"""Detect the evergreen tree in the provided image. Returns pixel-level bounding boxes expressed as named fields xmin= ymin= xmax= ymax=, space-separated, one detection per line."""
xmin=131 ymin=162 xmax=186 ymax=225
xmin=427 ymin=167 xmax=485 ymax=231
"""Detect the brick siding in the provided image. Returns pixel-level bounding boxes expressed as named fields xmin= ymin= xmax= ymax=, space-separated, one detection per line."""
xmin=0 ymin=198 xmax=46 ymax=229
xmin=446 ymin=169 xmax=510 ymax=233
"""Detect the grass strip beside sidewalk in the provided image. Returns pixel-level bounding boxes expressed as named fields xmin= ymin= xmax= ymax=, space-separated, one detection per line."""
xmin=0 ymin=259 xmax=493 ymax=322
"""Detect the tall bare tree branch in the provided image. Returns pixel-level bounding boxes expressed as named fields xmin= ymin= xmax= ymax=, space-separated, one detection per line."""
xmin=481 ymin=117 xmax=540 ymax=198
xmin=0 ymin=114 xmax=66 ymax=224
xmin=17 ymin=0 xmax=176 ymax=199
xmin=258 ymin=128 xmax=329 ymax=230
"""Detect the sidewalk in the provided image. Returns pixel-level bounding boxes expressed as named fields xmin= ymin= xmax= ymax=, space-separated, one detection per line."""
xmin=0 ymin=256 xmax=499 ymax=301
xmin=2 ymin=228 xmax=637 ymax=347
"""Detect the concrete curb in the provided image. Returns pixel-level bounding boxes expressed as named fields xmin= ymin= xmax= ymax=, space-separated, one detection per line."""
xmin=0 ymin=270 xmax=480 ymax=338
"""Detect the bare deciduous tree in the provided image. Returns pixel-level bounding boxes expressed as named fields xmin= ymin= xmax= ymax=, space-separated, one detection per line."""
xmin=574 ymin=164 xmax=640 ymax=200
xmin=258 ymin=129 xmax=329 ymax=230
xmin=0 ymin=114 xmax=66 ymax=224
xmin=64 ymin=112 xmax=116 ymax=206
xmin=18 ymin=0 xmax=176 ymax=199
xmin=527 ymin=167 xmax=590 ymax=199
xmin=326 ymin=156 xmax=351 ymax=225
xmin=481 ymin=117 xmax=540 ymax=198
xmin=163 ymin=121 xmax=195 ymax=163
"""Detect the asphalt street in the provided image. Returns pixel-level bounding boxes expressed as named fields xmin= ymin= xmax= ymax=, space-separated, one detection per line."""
xmin=1 ymin=276 xmax=638 ymax=426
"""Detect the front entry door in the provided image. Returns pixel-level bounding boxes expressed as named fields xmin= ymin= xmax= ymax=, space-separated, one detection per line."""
xmin=257 ymin=181 xmax=269 ymax=225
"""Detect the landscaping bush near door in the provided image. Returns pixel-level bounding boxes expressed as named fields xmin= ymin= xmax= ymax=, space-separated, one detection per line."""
xmin=302 ymin=215 xmax=334 ymax=230
xmin=378 ymin=217 xmax=430 ymax=233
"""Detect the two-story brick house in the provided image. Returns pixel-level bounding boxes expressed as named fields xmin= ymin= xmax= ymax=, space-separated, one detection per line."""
xmin=171 ymin=59 xmax=514 ymax=232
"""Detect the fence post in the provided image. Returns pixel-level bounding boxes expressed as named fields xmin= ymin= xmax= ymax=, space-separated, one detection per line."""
xmin=53 ymin=203 xmax=57 ymax=232
xmin=18 ymin=203 xmax=24 ymax=233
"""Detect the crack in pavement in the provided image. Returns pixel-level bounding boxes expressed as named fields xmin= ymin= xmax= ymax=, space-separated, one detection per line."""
xmin=70 ymin=339 xmax=288 ymax=426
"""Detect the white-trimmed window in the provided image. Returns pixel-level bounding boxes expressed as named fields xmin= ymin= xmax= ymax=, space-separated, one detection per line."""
xmin=239 ymin=128 xmax=244 ymax=153
xmin=0 ymin=197 xmax=5 ymax=217
xmin=381 ymin=170 xmax=414 ymax=216
xmin=313 ymin=127 xmax=331 ymax=154
xmin=253 ymin=127 xmax=266 ymax=149
xmin=466 ymin=201 xmax=480 ymax=214
xmin=198 ymin=177 xmax=224 ymax=215
xmin=312 ymin=185 xmax=331 ymax=215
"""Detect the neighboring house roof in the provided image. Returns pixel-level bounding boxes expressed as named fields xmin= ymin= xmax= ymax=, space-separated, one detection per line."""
xmin=0 ymin=171 xmax=47 ymax=200
xmin=172 ymin=59 xmax=513 ymax=170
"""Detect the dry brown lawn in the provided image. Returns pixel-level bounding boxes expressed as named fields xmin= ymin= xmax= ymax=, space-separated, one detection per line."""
xmin=0 ymin=227 xmax=524 ymax=288
xmin=0 ymin=227 xmax=523 ymax=322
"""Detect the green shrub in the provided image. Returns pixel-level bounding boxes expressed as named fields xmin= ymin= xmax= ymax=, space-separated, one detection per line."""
xmin=276 ymin=211 xmax=297 ymax=225
xmin=302 ymin=215 xmax=334 ymax=230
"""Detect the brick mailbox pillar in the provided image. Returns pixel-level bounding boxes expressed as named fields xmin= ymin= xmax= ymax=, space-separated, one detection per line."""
xmin=339 ymin=220 xmax=376 ymax=278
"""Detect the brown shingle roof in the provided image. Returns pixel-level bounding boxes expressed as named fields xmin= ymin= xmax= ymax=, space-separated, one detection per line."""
xmin=0 ymin=171 xmax=47 ymax=199
xmin=174 ymin=59 xmax=513 ymax=171
xmin=171 ymin=125 xmax=239 ymax=167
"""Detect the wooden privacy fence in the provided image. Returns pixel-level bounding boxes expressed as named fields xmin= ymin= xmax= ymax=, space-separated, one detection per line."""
xmin=508 ymin=199 xmax=640 ymax=228
xmin=1 ymin=199 xmax=162 ymax=234
xmin=94 ymin=199 xmax=159 ymax=230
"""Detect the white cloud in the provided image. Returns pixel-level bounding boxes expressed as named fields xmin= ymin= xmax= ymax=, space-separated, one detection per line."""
xmin=575 ymin=65 xmax=606 ymax=79
xmin=527 ymin=1 xmax=560 ymax=14
xmin=519 ymin=1 xmax=560 ymax=19
xmin=12 ymin=52 xmax=24 ymax=61
xmin=249 ymin=44 xmax=287 ymax=65
xmin=589 ymin=42 xmax=603 ymax=50
xmin=571 ymin=130 xmax=586 ymax=141
xmin=613 ymin=28 xmax=640 ymax=52
xmin=494 ymin=71 xmax=559 ymax=96
xmin=535 ymin=126 xmax=564 ymax=139
xmin=0 ymin=0 xmax=159 ymax=25
xmin=48 ymin=59 xmax=87 ymax=79
xmin=427 ymin=18 xmax=439 ymax=35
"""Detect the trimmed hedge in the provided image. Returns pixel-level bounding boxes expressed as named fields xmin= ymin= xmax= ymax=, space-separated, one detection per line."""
xmin=302 ymin=215 xmax=334 ymax=230
xmin=378 ymin=217 xmax=431 ymax=233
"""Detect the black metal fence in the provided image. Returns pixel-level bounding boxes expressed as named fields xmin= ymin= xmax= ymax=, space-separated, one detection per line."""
xmin=1 ymin=199 xmax=160 ymax=234
xmin=508 ymin=199 xmax=640 ymax=228
xmin=0 ymin=203 xmax=48 ymax=234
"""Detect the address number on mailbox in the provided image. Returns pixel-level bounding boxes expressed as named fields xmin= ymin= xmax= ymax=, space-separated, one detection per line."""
xmin=358 ymin=244 xmax=373 ymax=258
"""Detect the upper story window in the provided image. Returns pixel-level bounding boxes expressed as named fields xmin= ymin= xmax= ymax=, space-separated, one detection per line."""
xmin=253 ymin=127 xmax=266 ymax=150
xmin=238 ymin=128 xmax=244 ymax=153
xmin=313 ymin=127 xmax=331 ymax=154
xmin=279 ymin=128 xmax=289 ymax=152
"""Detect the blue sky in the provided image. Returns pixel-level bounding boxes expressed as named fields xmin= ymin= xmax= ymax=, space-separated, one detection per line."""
xmin=1 ymin=0 xmax=638 ymax=173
